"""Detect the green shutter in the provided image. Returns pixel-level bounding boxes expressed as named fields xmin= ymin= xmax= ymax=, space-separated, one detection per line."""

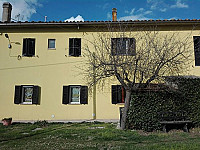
xmin=32 ymin=86 xmax=40 ymax=104
xmin=80 ymin=86 xmax=88 ymax=104
xmin=112 ymin=85 xmax=118 ymax=104
xmin=63 ymin=86 xmax=70 ymax=104
xmin=14 ymin=86 xmax=22 ymax=104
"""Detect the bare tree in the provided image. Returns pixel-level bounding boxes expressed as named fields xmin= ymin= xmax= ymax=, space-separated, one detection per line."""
xmin=83 ymin=23 xmax=193 ymax=130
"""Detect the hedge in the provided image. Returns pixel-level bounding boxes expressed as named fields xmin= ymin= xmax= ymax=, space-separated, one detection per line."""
xmin=127 ymin=77 xmax=200 ymax=132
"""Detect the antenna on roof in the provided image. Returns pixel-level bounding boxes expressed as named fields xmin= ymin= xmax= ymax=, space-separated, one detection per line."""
xmin=15 ymin=13 xmax=24 ymax=21
xmin=15 ymin=13 xmax=20 ymax=21
xmin=45 ymin=16 xmax=47 ymax=22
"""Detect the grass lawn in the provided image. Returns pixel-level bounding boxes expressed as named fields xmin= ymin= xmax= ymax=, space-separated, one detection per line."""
xmin=1 ymin=121 xmax=200 ymax=150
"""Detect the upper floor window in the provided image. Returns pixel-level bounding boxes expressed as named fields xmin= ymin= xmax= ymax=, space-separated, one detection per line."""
xmin=48 ymin=39 xmax=56 ymax=49
xmin=112 ymin=85 xmax=125 ymax=104
xmin=111 ymin=38 xmax=136 ymax=56
xmin=193 ymin=36 xmax=200 ymax=66
xmin=62 ymin=85 xmax=88 ymax=104
xmin=14 ymin=85 xmax=40 ymax=105
xmin=23 ymin=38 xmax=35 ymax=57
xmin=69 ymin=38 xmax=81 ymax=57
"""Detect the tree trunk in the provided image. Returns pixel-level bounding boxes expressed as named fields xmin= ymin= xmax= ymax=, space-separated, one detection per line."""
xmin=120 ymin=90 xmax=131 ymax=130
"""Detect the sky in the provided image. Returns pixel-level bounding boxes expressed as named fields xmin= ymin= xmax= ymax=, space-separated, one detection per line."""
xmin=0 ymin=0 xmax=200 ymax=22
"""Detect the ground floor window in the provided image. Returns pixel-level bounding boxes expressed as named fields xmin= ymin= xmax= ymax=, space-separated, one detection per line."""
xmin=22 ymin=86 xmax=34 ymax=104
xmin=112 ymin=85 xmax=126 ymax=104
xmin=14 ymin=85 xmax=40 ymax=105
xmin=70 ymin=86 xmax=81 ymax=104
xmin=63 ymin=85 xmax=88 ymax=104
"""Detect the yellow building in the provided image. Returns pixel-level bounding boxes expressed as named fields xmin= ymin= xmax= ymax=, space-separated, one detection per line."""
xmin=0 ymin=2 xmax=200 ymax=122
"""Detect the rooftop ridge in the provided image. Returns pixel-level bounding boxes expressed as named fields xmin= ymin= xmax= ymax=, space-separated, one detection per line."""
xmin=1 ymin=18 xmax=200 ymax=24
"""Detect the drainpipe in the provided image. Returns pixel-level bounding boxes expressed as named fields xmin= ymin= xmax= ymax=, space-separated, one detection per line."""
xmin=92 ymin=52 xmax=97 ymax=119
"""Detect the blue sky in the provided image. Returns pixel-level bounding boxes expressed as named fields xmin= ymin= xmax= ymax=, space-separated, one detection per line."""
xmin=0 ymin=0 xmax=200 ymax=22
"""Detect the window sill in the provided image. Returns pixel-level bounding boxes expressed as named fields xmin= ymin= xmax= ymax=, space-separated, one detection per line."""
xmin=116 ymin=103 xmax=125 ymax=105
xmin=48 ymin=48 xmax=56 ymax=50
xmin=69 ymin=102 xmax=81 ymax=105
xmin=22 ymin=55 xmax=39 ymax=58
xmin=20 ymin=102 xmax=33 ymax=105
xmin=68 ymin=55 xmax=82 ymax=57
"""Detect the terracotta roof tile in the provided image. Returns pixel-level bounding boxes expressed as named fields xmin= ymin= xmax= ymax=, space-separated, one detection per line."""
xmin=1 ymin=19 xmax=200 ymax=26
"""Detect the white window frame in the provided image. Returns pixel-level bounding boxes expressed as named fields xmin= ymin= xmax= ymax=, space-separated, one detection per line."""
xmin=21 ymin=85 xmax=33 ymax=104
xmin=69 ymin=86 xmax=81 ymax=104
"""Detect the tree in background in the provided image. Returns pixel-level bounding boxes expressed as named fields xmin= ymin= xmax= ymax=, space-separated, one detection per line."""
xmin=84 ymin=23 xmax=193 ymax=129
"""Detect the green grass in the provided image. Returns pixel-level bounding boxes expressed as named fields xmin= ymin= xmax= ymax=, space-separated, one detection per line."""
xmin=1 ymin=122 xmax=200 ymax=150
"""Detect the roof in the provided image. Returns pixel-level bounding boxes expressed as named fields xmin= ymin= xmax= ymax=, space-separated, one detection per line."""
xmin=1 ymin=19 xmax=200 ymax=30
xmin=0 ymin=19 xmax=200 ymax=25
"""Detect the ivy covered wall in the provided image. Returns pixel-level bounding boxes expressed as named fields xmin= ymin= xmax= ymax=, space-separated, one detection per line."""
xmin=127 ymin=77 xmax=200 ymax=131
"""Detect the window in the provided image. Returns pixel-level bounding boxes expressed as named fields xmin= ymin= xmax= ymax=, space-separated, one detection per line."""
xmin=62 ymin=85 xmax=88 ymax=104
xmin=69 ymin=38 xmax=81 ymax=57
xmin=23 ymin=38 xmax=35 ymax=57
xmin=112 ymin=85 xmax=125 ymax=104
xmin=193 ymin=36 xmax=200 ymax=66
xmin=14 ymin=85 xmax=40 ymax=104
xmin=48 ymin=39 xmax=56 ymax=49
xmin=111 ymin=38 xmax=136 ymax=56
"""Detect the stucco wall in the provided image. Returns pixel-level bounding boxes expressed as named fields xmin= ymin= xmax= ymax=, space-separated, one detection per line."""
xmin=0 ymin=26 xmax=199 ymax=121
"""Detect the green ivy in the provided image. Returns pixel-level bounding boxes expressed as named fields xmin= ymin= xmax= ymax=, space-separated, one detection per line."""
xmin=127 ymin=77 xmax=200 ymax=132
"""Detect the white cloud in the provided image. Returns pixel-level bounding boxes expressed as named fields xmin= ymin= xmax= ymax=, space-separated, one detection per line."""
xmin=171 ymin=0 xmax=188 ymax=8
xmin=120 ymin=8 xmax=152 ymax=21
xmin=107 ymin=12 xmax=111 ymax=20
xmin=0 ymin=0 xmax=42 ymax=21
xmin=137 ymin=8 xmax=144 ymax=12
xmin=143 ymin=10 xmax=152 ymax=15
xmin=147 ymin=0 xmax=169 ymax=12
xmin=130 ymin=8 xmax=135 ymax=15
xmin=119 ymin=15 xmax=149 ymax=21
xmin=160 ymin=8 xmax=167 ymax=12
xmin=102 ymin=3 xmax=109 ymax=10
xmin=125 ymin=10 xmax=129 ymax=14
xmin=64 ymin=15 xmax=84 ymax=22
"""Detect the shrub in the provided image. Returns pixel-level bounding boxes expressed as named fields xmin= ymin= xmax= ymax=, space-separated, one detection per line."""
xmin=127 ymin=77 xmax=200 ymax=131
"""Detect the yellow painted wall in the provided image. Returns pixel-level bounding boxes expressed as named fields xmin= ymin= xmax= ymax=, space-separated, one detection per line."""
xmin=0 ymin=26 xmax=199 ymax=121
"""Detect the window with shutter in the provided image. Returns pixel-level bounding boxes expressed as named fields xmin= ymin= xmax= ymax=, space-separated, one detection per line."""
xmin=111 ymin=85 xmax=125 ymax=104
xmin=111 ymin=38 xmax=136 ymax=56
xmin=194 ymin=36 xmax=200 ymax=66
xmin=63 ymin=85 xmax=88 ymax=105
xmin=14 ymin=85 xmax=40 ymax=105
xmin=69 ymin=38 xmax=81 ymax=57
xmin=22 ymin=38 xmax=35 ymax=57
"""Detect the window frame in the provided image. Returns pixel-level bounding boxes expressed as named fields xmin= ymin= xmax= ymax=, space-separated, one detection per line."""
xmin=14 ymin=85 xmax=40 ymax=105
xmin=62 ymin=85 xmax=88 ymax=105
xmin=21 ymin=85 xmax=34 ymax=104
xmin=112 ymin=85 xmax=126 ymax=104
xmin=193 ymin=36 xmax=200 ymax=66
xmin=22 ymin=38 xmax=36 ymax=57
xmin=69 ymin=38 xmax=81 ymax=57
xmin=111 ymin=38 xmax=136 ymax=56
xmin=48 ymin=39 xmax=56 ymax=50
xmin=69 ymin=85 xmax=81 ymax=104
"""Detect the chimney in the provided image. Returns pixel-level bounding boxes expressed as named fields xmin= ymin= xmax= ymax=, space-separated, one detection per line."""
xmin=2 ymin=2 xmax=12 ymax=22
xmin=112 ymin=8 xmax=117 ymax=21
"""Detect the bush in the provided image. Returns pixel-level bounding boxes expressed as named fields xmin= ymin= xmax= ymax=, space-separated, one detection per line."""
xmin=127 ymin=77 xmax=200 ymax=132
